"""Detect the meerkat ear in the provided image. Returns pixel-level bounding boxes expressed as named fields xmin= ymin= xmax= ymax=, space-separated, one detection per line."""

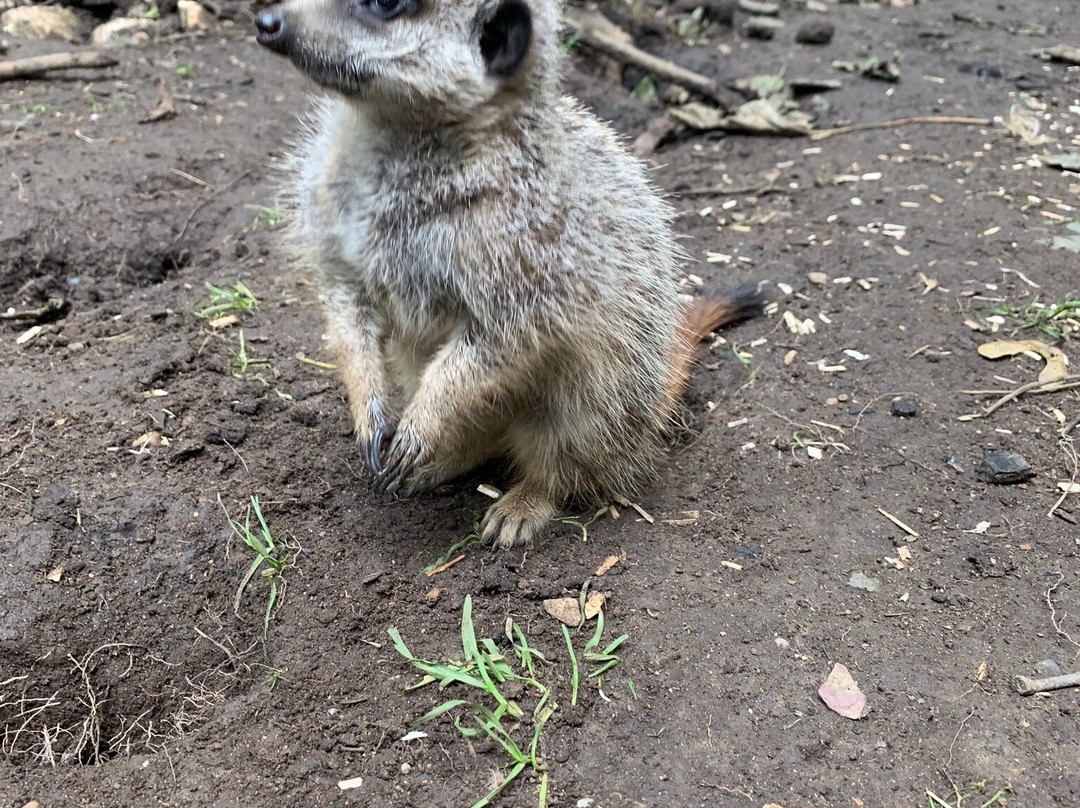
xmin=479 ymin=0 xmax=533 ymax=80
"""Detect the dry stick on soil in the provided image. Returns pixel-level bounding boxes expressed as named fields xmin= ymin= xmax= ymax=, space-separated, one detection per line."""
xmin=1045 ymin=572 xmax=1080 ymax=657
xmin=174 ymin=169 xmax=254 ymax=244
xmin=810 ymin=115 xmax=993 ymax=141
xmin=961 ymin=375 xmax=1080 ymax=418
xmin=877 ymin=507 xmax=919 ymax=538
xmin=1014 ymin=671 xmax=1080 ymax=696
xmin=0 ymin=51 xmax=119 ymax=81
xmin=564 ymin=7 xmax=743 ymax=111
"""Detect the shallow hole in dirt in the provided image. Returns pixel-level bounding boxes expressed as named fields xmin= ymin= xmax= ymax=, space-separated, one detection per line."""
xmin=1 ymin=646 xmax=245 ymax=767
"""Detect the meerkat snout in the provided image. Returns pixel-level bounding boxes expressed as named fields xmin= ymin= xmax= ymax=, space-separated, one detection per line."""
xmin=255 ymin=11 xmax=287 ymax=51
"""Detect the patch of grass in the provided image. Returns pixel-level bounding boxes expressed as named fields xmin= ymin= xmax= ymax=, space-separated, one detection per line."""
xmin=582 ymin=610 xmax=627 ymax=679
xmin=561 ymin=30 xmax=582 ymax=52
xmin=389 ymin=596 xmax=555 ymax=808
xmin=218 ymin=494 xmax=287 ymax=634
xmin=252 ymin=663 xmax=289 ymax=692
xmin=245 ymin=203 xmax=282 ymax=230
xmin=195 ymin=281 xmax=258 ymax=321
xmin=630 ymin=75 xmax=658 ymax=104
xmin=926 ymin=780 xmax=1012 ymax=808
xmin=423 ymin=530 xmax=481 ymax=576
xmin=559 ymin=505 xmax=607 ymax=542
xmin=176 ymin=62 xmax=197 ymax=80
xmin=230 ymin=329 xmax=274 ymax=383
xmin=988 ymin=294 xmax=1080 ymax=340
xmin=732 ymin=342 xmax=757 ymax=388
xmin=82 ymin=88 xmax=133 ymax=113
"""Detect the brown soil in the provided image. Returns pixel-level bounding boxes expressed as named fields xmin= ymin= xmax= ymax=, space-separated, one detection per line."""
xmin=3 ymin=1 xmax=1079 ymax=806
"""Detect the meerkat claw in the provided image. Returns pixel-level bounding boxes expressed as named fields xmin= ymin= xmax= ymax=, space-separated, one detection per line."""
xmin=358 ymin=396 xmax=392 ymax=475
xmin=373 ymin=425 xmax=425 ymax=494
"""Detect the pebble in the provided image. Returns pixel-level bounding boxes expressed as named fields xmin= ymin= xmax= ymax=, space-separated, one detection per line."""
xmin=738 ymin=0 xmax=779 ymax=14
xmin=979 ymin=450 xmax=1034 ymax=484
xmin=1035 ymin=659 xmax=1062 ymax=677
xmin=796 ymin=20 xmax=835 ymax=45
xmin=91 ymin=17 xmax=158 ymax=48
xmin=890 ymin=398 xmax=917 ymax=417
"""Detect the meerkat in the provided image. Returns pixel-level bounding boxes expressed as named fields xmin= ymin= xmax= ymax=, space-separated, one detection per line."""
xmin=255 ymin=0 xmax=762 ymax=548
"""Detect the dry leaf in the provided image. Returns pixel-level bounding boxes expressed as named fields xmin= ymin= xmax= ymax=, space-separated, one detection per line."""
xmin=209 ymin=314 xmax=239 ymax=330
xmin=818 ymin=663 xmax=867 ymax=719
xmin=1006 ymin=104 xmax=1052 ymax=146
xmin=46 ymin=566 xmax=64 ymax=583
xmin=977 ymin=339 xmax=1068 ymax=386
xmin=142 ymin=80 xmax=177 ymax=123
xmin=543 ymin=597 xmax=582 ymax=627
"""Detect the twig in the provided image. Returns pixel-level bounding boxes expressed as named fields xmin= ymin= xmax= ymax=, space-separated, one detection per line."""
xmin=677 ymin=183 xmax=783 ymax=198
xmin=425 ymin=553 xmax=466 ymax=577
xmin=564 ymin=8 xmax=742 ymax=111
xmin=877 ymin=507 xmax=919 ymax=537
xmin=1045 ymin=572 xmax=1080 ymax=657
xmin=174 ymin=169 xmax=253 ymax=244
xmin=1014 ymin=671 xmax=1080 ymax=695
xmin=977 ymin=376 xmax=1080 ymax=418
xmin=0 ymin=51 xmax=119 ymax=81
xmin=0 ymin=298 xmax=67 ymax=322
xmin=810 ymin=116 xmax=993 ymax=141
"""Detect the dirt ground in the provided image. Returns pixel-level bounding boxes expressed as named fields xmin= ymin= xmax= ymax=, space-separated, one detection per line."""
xmin=2 ymin=0 xmax=1080 ymax=806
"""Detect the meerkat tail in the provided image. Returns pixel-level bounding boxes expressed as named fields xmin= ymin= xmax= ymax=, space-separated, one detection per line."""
xmin=667 ymin=281 xmax=766 ymax=401
xmin=684 ymin=281 xmax=766 ymax=341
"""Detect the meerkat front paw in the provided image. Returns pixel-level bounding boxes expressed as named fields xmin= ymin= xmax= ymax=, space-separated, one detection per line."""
xmin=372 ymin=420 xmax=433 ymax=495
xmin=480 ymin=487 xmax=558 ymax=550
xmin=356 ymin=395 xmax=394 ymax=475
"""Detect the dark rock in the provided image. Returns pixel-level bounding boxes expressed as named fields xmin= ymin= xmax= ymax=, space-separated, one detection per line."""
xmin=672 ymin=0 xmax=736 ymax=26
xmin=931 ymin=592 xmax=951 ymax=604
xmin=204 ymin=421 xmax=248 ymax=446
xmin=796 ymin=20 xmax=834 ymax=45
xmin=743 ymin=15 xmax=783 ymax=39
xmin=890 ymin=398 xmax=917 ymax=417
xmin=979 ymin=450 xmax=1034 ymax=484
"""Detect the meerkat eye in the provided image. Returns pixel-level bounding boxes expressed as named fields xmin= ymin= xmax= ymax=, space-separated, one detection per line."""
xmin=366 ymin=0 xmax=412 ymax=21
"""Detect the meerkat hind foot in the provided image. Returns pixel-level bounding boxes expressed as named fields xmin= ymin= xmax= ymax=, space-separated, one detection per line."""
xmin=481 ymin=487 xmax=559 ymax=550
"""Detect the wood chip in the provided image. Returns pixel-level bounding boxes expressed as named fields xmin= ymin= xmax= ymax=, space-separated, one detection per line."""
xmin=595 ymin=555 xmax=620 ymax=576
xmin=877 ymin=507 xmax=919 ymax=537
xmin=584 ymin=592 xmax=605 ymax=620
xmin=721 ymin=560 xmax=743 ymax=571
xmin=629 ymin=502 xmax=654 ymax=523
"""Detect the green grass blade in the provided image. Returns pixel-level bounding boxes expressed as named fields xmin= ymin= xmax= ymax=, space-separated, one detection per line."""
xmin=469 ymin=760 xmax=528 ymax=808
xmin=562 ymin=625 xmax=579 ymax=707
xmin=414 ymin=699 xmax=471 ymax=725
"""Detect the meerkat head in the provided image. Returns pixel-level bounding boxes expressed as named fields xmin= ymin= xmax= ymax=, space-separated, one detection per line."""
xmin=255 ymin=0 xmax=558 ymax=119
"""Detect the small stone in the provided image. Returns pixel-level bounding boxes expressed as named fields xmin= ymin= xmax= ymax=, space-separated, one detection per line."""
xmin=1 ymin=6 xmax=83 ymax=43
xmin=848 ymin=572 xmax=881 ymax=592
xmin=743 ymin=15 xmax=783 ymax=39
xmin=931 ymin=592 xmax=951 ymax=604
xmin=177 ymin=0 xmax=210 ymax=31
xmin=890 ymin=398 xmax=917 ymax=417
xmin=91 ymin=17 xmax=158 ymax=49
xmin=849 ymin=405 xmax=872 ymax=416
xmin=796 ymin=20 xmax=834 ymax=45
xmin=737 ymin=0 xmax=779 ymax=14
xmin=979 ymin=450 xmax=1034 ymax=485
xmin=1035 ymin=659 xmax=1062 ymax=677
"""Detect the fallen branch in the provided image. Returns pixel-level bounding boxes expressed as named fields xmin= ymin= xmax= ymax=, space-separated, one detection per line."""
xmin=0 ymin=51 xmax=118 ymax=82
xmin=963 ymin=375 xmax=1080 ymax=418
xmin=1014 ymin=671 xmax=1080 ymax=696
xmin=565 ymin=8 xmax=742 ymax=111
xmin=810 ymin=115 xmax=993 ymax=141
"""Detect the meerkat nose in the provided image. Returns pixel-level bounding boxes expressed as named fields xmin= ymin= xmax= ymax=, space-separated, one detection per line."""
xmin=255 ymin=11 xmax=288 ymax=51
